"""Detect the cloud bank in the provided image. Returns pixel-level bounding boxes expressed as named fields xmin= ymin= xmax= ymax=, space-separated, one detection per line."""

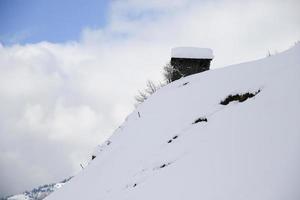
xmin=0 ymin=0 xmax=299 ymax=196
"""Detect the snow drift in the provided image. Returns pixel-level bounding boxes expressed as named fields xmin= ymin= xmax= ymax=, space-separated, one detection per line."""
xmin=46 ymin=44 xmax=300 ymax=200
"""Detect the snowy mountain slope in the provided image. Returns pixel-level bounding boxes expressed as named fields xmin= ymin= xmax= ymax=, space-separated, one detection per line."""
xmin=2 ymin=177 xmax=71 ymax=200
xmin=46 ymin=44 xmax=300 ymax=200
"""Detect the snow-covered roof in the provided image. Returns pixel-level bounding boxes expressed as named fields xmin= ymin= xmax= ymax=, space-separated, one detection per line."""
xmin=171 ymin=47 xmax=214 ymax=59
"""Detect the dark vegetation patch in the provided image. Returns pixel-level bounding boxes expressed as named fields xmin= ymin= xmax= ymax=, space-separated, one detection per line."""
xmin=91 ymin=155 xmax=96 ymax=160
xmin=193 ymin=117 xmax=208 ymax=124
xmin=167 ymin=135 xmax=179 ymax=144
xmin=133 ymin=183 xmax=137 ymax=187
xmin=220 ymin=90 xmax=261 ymax=105
xmin=182 ymin=82 xmax=189 ymax=86
xmin=155 ymin=162 xmax=172 ymax=170
xmin=160 ymin=164 xmax=167 ymax=168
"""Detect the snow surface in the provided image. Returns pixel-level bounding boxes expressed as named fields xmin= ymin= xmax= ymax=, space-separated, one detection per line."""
xmin=46 ymin=44 xmax=300 ymax=200
xmin=7 ymin=194 xmax=28 ymax=200
xmin=171 ymin=47 xmax=214 ymax=59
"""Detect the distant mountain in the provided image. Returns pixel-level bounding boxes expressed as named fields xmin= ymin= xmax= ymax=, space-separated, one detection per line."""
xmin=2 ymin=177 xmax=72 ymax=200
xmin=44 ymin=43 xmax=300 ymax=199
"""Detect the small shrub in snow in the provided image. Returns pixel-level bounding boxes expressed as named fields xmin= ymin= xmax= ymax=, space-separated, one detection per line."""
xmin=160 ymin=164 xmax=167 ymax=168
xmin=134 ymin=62 xmax=177 ymax=106
xmin=163 ymin=62 xmax=175 ymax=83
xmin=158 ymin=162 xmax=172 ymax=169
xmin=134 ymin=80 xmax=164 ymax=106
xmin=220 ymin=90 xmax=261 ymax=105
xmin=167 ymin=135 xmax=179 ymax=144
xmin=193 ymin=117 xmax=208 ymax=124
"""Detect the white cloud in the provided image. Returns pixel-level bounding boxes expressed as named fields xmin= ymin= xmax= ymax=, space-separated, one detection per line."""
xmin=0 ymin=0 xmax=299 ymax=196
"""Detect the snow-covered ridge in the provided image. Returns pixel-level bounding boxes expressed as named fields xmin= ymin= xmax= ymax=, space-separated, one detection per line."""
xmin=46 ymin=43 xmax=300 ymax=200
xmin=171 ymin=47 xmax=214 ymax=59
xmin=2 ymin=177 xmax=72 ymax=200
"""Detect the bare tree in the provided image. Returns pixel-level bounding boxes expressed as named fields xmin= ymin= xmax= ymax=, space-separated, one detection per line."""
xmin=135 ymin=80 xmax=163 ymax=106
xmin=163 ymin=62 xmax=186 ymax=83
xmin=163 ymin=62 xmax=174 ymax=83
xmin=145 ymin=80 xmax=158 ymax=94
xmin=135 ymin=62 xmax=175 ymax=106
xmin=135 ymin=90 xmax=148 ymax=104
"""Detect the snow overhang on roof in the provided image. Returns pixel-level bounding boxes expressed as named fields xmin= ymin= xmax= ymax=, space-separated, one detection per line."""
xmin=171 ymin=47 xmax=214 ymax=59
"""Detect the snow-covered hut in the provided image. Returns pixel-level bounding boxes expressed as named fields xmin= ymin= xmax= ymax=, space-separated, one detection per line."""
xmin=170 ymin=47 xmax=214 ymax=81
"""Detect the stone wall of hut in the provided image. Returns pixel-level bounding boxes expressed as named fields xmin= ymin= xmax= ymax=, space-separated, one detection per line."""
xmin=170 ymin=58 xmax=211 ymax=82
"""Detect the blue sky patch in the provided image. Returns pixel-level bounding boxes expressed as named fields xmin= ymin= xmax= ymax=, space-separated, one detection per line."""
xmin=0 ymin=0 xmax=109 ymax=45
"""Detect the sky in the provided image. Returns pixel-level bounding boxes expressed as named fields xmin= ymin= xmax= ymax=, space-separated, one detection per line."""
xmin=0 ymin=0 xmax=300 ymax=197
xmin=0 ymin=0 xmax=109 ymax=44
